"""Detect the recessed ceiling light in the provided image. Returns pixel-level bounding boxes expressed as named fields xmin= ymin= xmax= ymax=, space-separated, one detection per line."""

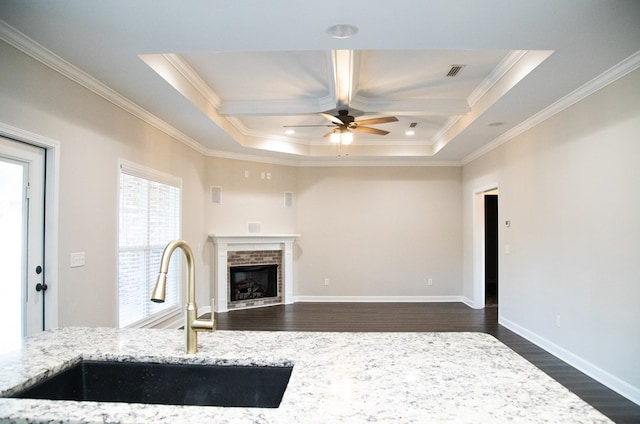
xmin=285 ymin=129 xmax=295 ymax=135
xmin=326 ymin=24 xmax=359 ymax=39
xmin=405 ymin=130 xmax=415 ymax=136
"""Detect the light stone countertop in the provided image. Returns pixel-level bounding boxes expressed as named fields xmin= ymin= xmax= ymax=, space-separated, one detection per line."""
xmin=0 ymin=327 xmax=611 ymax=423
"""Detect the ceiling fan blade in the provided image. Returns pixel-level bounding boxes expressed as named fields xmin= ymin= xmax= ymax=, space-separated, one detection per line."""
xmin=283 ymin=124 xmax=334 ymax=128
xmin=354 ymin=116 xmax=398 ymax=126
xmin=323 ymin=130 xmax=336 ymax=138
xmin=320 ymin=113 xmax=343 ymax=125
xmin=353 ymin=126 xmax=390 ymax=135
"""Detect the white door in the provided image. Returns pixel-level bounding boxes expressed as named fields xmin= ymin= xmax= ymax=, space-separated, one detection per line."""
xmin=0 ymin=136 xmax=45 ymax=352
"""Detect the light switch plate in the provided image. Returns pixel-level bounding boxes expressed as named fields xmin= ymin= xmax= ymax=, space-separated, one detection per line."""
xmin=70 ymin=252 xmax=85 ymax=268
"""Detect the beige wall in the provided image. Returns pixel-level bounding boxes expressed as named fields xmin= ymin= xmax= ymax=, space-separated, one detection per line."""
xmin=203 ymin=160 xmax=463 ymax=300
xmin=204 ymin=157 xmax=298 ymax=235
xmin=462 ymin=68 xmax=640 ymax=400
xmin=0 ymin=41 xmax=208 ymax=327
xmin=295 ymin=166 xmax=462 ymax=298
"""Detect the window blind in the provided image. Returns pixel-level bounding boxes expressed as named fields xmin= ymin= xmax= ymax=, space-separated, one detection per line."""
xmin=118 ymin=164 xmax=181 ymax=328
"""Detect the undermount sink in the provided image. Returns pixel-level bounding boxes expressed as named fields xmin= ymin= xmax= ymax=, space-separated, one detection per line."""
xmin=10 ymin=360 xmax=293 ymax=408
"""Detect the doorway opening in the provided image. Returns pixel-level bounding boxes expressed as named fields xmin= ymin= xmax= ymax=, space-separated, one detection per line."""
xmin=484 ymin=193 xmax=499 ymax=307
xmin=472 ymin=185 xmax=499 ymax=311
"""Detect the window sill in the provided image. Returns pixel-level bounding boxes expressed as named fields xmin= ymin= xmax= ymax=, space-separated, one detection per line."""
xmin=123 ymin=306 xmax=182 ymax=330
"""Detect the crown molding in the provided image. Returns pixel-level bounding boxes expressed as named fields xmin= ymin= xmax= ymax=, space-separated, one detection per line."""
xmin=204 ymin=147 xmax=460 ymax=168
xmin=467 ymin=50 xmax=527 ymax=107
xmin=461 ymin=49 xmax=640 ymax=165
xmin=296 ymin=159 xmax=460 ymax=168
xmin=0 ymin=20 xmax=208 ymax=156
xmin=163 ymin=53 xmax=222 ymax=109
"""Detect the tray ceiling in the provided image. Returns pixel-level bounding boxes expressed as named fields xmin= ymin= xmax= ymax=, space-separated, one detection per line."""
xmin=1 ymin=0 xmax=639 ymax=164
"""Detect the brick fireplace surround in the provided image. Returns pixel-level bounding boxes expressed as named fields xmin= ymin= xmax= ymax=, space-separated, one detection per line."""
xmin=209 ymin=234 xmax=300 ymax=313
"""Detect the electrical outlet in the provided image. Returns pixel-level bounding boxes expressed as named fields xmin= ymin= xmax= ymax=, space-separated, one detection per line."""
xmin=70 ymin=252 xmax=85 ymax=268
xmin=427 ymin=278 xmax=433 ymax=286
xmin=324 ymin=278 xmax=329 ymax=286
xmin=555 ymin=315 xmax=561 ymax=328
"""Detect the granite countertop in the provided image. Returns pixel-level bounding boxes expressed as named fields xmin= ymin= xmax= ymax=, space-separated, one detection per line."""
xmin=0 ymin=327 xmax=611 ymax=423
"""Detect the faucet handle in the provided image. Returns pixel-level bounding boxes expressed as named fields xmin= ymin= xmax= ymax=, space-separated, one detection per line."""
xmin=191 ymin=298 xmax=216 ymax=331
xmin=209 ymin=298 xmax=216 ymax=330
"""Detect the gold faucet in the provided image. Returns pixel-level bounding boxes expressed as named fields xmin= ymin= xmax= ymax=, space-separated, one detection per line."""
xmin=151 ymin=240 xmax=215 ymax=354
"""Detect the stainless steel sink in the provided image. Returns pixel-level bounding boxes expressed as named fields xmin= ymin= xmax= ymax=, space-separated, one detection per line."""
xmin=10 ymin=360 xmax=293 ymax=408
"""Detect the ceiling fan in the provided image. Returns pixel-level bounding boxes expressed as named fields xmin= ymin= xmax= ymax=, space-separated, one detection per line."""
xmin=285 ymin=109 xmax=398 ymax=143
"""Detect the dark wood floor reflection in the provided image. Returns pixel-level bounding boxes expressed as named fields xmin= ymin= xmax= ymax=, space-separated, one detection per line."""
xmin=211 ymin=302 xmax=639 ymax=423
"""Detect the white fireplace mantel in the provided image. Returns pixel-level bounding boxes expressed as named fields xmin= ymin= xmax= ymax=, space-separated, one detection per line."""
xmin=209 ymin=234 xmax=300 ymax=313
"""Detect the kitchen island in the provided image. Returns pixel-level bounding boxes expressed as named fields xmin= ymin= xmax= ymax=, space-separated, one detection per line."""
xmin=0 ymin=327 xmax=610 ymax=423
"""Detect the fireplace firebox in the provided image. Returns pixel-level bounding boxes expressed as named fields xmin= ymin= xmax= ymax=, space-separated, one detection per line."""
xmin=229 ymin=264 xmax=278 ymax=302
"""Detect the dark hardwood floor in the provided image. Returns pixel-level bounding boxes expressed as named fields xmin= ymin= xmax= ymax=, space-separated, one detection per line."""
xmin=211 ymin=302 xmax=640 ymax=423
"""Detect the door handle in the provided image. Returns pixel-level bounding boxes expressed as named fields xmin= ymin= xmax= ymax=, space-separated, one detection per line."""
xmin=35 ymin=283 xmax=48 ymax=292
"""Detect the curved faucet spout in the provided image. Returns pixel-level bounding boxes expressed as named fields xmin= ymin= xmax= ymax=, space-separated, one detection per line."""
xmin=151 ymin=240 xmax=215 ymax=354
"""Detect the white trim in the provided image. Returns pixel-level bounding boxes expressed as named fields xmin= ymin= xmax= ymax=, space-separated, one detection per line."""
xmin=468 ymin=51 xmax=528 ymax=107
xmin=118 ymin=159 xmax=182 ymax=188
xmin=123 ymin=305 xmax=182 ymax=330
xmin=143 ymin=307 xmax=182 ymax=330
xmin=462 ymin=50 xmax=640 ymax=165
xmin=499 ymin=316 xmax=640 ymax=406
xmin=0 ymin=122 xmax=60 ymax=331
xmin=295 ymin=159 xmax=461 ymax=168
xmin=461 ymin=296 xmax=479 ymax=309
xmin=294 ymin=295 xmax=463 ymax=303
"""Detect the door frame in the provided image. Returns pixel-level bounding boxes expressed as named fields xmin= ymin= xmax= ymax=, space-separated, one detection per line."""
xmin=472 ymin=184 xmax=499 ymax=309
xmin=0 ymin=122 xmax=60 ymax=331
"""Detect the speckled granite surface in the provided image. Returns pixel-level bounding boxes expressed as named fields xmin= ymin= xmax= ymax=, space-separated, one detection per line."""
xmin=0 ymin=328 xmax=611 ymax=423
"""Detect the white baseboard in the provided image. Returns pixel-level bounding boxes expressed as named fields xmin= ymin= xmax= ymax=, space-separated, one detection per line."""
xmin=461 ymin=296 xmax=484 ymax=309
xmin=294 ymin=295 xmax=463 ymax=303
xmin=499 ymin=315 xmax=640 ymax=406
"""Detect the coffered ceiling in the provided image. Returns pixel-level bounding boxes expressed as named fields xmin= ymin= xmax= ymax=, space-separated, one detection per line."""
xmin=1 ymin=1 xmax=639 ymax=165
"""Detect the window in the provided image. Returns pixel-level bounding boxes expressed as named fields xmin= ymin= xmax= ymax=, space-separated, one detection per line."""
xmin=118 ymin=162 xmax=181 ymax=328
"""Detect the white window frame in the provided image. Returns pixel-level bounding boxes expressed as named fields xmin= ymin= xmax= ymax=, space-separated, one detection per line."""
xmin=117 ymin=160 xmax=182 ymax=328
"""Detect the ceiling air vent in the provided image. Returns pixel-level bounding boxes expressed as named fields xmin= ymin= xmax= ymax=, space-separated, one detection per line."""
xmin=446 ymin=65 xmax=465 ymax=77
xmin=409 ymin=122 xmax=418 ymax=128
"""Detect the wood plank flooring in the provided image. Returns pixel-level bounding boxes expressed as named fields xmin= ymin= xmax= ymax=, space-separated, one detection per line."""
xmin=211 ymin=302 xmax=640 ymax=423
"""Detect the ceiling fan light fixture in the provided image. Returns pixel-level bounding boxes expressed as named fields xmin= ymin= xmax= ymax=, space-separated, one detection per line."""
xmin=341 ymin=131 xmax=353 ymax=145
xmin=330 ymin=129 xmax=353 ymax=145
xmin=326 ymin=24 xmax=359 ymax=39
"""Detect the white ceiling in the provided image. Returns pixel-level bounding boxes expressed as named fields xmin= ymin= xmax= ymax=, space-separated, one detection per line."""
xmin=1 ymin=0 xmax=639 ymax=165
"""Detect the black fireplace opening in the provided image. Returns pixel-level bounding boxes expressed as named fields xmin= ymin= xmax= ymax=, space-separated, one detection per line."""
xmin=230 ymin=264 xmax=278 ymax=302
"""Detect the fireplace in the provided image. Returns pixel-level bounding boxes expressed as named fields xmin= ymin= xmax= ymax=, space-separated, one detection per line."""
xmin=230 ymin=264 xmax=278 ymax=302
xmin=209 ymin=234 xmax=300 ymax=313
xmin=226 ymin=249 xmax=283 ymax=310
